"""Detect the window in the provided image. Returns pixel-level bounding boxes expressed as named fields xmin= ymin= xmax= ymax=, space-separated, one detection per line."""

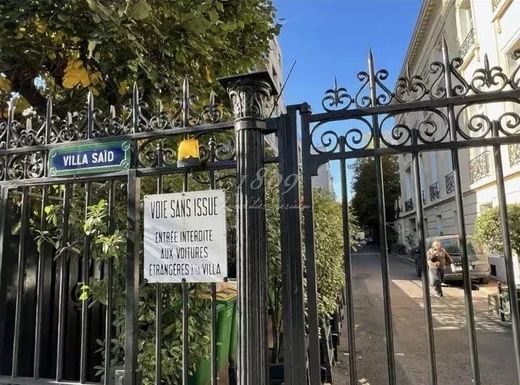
xmin=429 ymin=152 xmax=438 ymax=183
xmin=480 ymin=202 xmax=493 ymax=213
xmin=458 ymin=0 xmax=474 ymax=39
xmin=436 ymin=215 xmax=443 ymax=235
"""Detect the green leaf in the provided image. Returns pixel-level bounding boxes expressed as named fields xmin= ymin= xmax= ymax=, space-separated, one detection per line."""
xmin=130 ymin=0 xmax=152 ymax=21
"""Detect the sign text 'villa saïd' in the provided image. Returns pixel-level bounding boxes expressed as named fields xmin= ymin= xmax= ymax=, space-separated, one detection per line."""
xmin=48 ymin=140 xmax=131 ymax=176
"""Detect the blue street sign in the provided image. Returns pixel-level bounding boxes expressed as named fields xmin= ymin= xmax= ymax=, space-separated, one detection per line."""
xmin=48 ymin=140 xmax=131 ymax=176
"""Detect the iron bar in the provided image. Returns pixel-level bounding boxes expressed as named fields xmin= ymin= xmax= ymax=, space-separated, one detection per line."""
xmin=33 ymin=185 xmax=49 ymax=378
xmin=155 ymin=146 xmax=164 ymax=385
xmin=33 ymin=98 xmax=52 ymax=375
xmin=124 ymin=169 xmax=140 ymax=385
xmin=300 ymin=103 xmax=322 ymax=385
xmin=491 ymin=122 xmax=520 ymax=383
xmin=11 ymin=186 xmax=30 ymax=377
xmin=339 ymin=137 xmax=357 ymax=385
xmin=104 ymin=182 xmax=115 ymax=385
xmin=56 ymin=184 xmax=72 ymax=381
xmin=442 ymin=38 xmax=481 ymax=385
xmin=301 ymin=135 xmax=520 ymax=170
xmin=0 ymin=121 xmax=235 ymax=158
xmin=308 ymin=89 xmax=520 ymax=123
xmin=278 ymin=106 xmax=306 ymax=385
xmin=181 ymin=78 xmax=190 ymax=385
xmin=80 ymin=182 xmax=92 ymax=384
xmin=182 ymin=281 xmax=189 ymax=385
xmin=209 ymin=142 xmax=218 ymax=385
xmin=411 ymin=134 xmax=438 ymax=385
xmin=0 ymin=187 xmax=7 ymax=355
xmin=0 ymin=376 xmax=99 ymax=385
xmin=210 ymin=283 xmax=217 ymax=385
xmin=368 ymin=49 xmax=396 ymax=385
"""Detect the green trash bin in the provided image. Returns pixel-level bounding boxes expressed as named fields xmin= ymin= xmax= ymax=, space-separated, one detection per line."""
xmin=228 ymin=299 xmax=238 ymax=364
xmin=189 ymin=288 xmax=237 ymax=385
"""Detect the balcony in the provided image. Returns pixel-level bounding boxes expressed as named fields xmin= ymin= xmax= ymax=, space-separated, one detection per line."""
xmin=469 ymin=151 xmax=491 ymax=184
xmin=429 ymin=181 xmax=440 ymax=201
xmin=405 ymin=198 xmax=414 ymax=212
xmin=508 ymin=143 xmax=520 ymax=167
xmin=459 ymin=27 xmax=476 ymax=58
xmin=445 ymin=171 xmax=455 ymax=194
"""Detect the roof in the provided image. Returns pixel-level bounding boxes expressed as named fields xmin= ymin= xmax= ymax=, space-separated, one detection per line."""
xmin=398 ymin=0 xmax=438 ymax=76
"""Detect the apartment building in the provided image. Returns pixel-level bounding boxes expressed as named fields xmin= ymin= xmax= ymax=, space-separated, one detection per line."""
xmin=395 ymin=0 xmax=520 ymax=279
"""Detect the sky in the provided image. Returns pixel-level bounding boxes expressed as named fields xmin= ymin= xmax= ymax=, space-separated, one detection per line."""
xmin=274 ymin=0 xmax=423 ymax=196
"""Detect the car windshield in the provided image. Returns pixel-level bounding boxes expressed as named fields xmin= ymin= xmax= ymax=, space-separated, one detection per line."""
xmin=433 ymin=238 xmax=487 ymax=262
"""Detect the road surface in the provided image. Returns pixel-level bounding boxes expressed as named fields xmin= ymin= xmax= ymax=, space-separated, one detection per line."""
xmin=331 ymin=245 xmax=517 ymax=385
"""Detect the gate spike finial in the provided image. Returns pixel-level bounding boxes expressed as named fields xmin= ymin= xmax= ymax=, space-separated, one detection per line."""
xmin=45 ymin=97 xmax=53 ymax=144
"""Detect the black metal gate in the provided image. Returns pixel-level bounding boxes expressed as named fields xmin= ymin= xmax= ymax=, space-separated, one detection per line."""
xmin=2 ymin=41 xmax=520 ymax=385
xmin=282 ymin=40 xmax=520 ymax=385
xmin=0 ymin=72 xmax=286 ymax=385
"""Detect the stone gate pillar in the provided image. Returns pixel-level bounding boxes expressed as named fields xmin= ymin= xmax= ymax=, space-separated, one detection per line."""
xmin=219 ymin=72 xmax=276 ymax=385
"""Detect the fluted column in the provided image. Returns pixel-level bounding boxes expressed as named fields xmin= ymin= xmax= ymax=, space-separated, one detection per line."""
xmin=219 ymin=72 xmax=275 ymax=385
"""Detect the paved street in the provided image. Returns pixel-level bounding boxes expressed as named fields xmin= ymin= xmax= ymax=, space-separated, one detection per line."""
xmin=332 ymin=245 xmax=517 ymax=385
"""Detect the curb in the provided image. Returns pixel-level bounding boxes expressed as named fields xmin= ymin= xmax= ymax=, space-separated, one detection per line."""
xmin=391 ymin=251 xmax=415 ymax=264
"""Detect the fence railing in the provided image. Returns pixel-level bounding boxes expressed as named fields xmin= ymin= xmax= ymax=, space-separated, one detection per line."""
xmin=405 ymin=198 xmax=414 ymax=212
xmin=445 ymin=171 xmax=455 ymax=194
xmin=459 ymin=27 xmax=476 ymax=58
xmin=469 ymin=150 xmax=491 ymax=184
xmin=509 ymin=143 xmax=520 ymax=167
xmin=429 ymin=181 xmax=440 ymax=201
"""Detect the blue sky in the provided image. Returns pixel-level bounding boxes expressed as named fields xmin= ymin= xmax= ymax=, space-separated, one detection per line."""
xmin=274 ymin=0 xmax=422 ymax=196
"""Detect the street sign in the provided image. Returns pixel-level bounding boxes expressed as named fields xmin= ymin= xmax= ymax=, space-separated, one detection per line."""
xmin=143 ymin=190 xmax=228 ymax=283
xmin=48 ymin=140 xmax=131 ymax=177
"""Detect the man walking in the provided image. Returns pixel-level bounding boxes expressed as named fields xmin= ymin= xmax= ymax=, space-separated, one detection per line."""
xmin=427 ymin=240 xmax=452 ymax=298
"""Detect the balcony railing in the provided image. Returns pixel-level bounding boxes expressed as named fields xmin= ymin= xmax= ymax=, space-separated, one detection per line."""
xmin=405 ymin=198 xmax=413 ymax=212
xmin=510 ymin=143 xmax=520 ymax=167
xmin=469 ymin=151 xmax=491 ymax=184
xmin=459 ymin=27 xmax=476 ymax=58
xmin=492 ymin=0 xmax=503 ymax=11
xmin=445 ymin=171 xmax=455 ymax=194
xmin=429 ymin=181 xmax=440 ymax=201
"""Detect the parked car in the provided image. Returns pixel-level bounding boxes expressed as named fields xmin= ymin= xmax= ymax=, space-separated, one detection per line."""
xmin=414 ymin=235 xmax=491 ymax=283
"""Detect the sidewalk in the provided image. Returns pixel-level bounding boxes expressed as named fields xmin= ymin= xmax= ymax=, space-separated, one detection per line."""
xmin=390 ymin=251 xmax=501 ymax=297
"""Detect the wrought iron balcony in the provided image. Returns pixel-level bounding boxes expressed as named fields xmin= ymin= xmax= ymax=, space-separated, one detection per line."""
xmin=429 ymin=181 xmax=440 ymax=201
xmin=459 ymin=28 xmax=476 ymax=58
xmin=445 ymin=171 xmax=455 ymax=194
xmin=509 ymin=143 xmax=520 ymax=167
xmin=469 ymin=151 xmax=491 ymax=184
xmin=422 ymin=190 xmax=426 ymax=204
xmin=405 ymin=198 xmax=414 ymax=212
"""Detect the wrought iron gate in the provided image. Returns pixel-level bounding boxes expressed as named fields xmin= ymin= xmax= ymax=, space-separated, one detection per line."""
xmin=1 ymin=40 xmax=520 ymax=385
xmin=0 ymin=72 xmax=285 ymax=385
xmin=286 ymin=40 xmax=520 ymax=385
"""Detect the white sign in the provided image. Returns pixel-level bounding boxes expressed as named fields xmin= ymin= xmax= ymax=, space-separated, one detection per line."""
xmin=144 ymin=190 xmax=228 ymax=283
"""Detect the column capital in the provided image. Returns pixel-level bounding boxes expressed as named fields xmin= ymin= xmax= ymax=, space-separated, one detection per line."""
xmin=219 ymin=71 xmax=277 ymax=121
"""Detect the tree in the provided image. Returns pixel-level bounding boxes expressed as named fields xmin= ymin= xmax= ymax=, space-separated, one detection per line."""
xmin=0 ymin=0 xmax=278 ymax=111
xmin=351 ymin=155 xmax=400 ymax=240
xmin=473 ymin=204 xmax=520 ymax=256
xmin=266 ymin=179 xmax=359 ymax=362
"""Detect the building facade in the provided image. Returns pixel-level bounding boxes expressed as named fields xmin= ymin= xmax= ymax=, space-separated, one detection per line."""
xmin=395 ymin=0 xmax=520 ymax=280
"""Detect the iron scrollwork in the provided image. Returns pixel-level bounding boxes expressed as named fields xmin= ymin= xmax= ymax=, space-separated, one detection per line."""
xmin=429 ymin=181 xmax=440 ymax=201
xmin=313 ymin=41 xmax=520 ymax=156
xmin=445 ymin=172 xmax=455 ymax=195
xmin=469 ymin=151 xmax=491 ymax=184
